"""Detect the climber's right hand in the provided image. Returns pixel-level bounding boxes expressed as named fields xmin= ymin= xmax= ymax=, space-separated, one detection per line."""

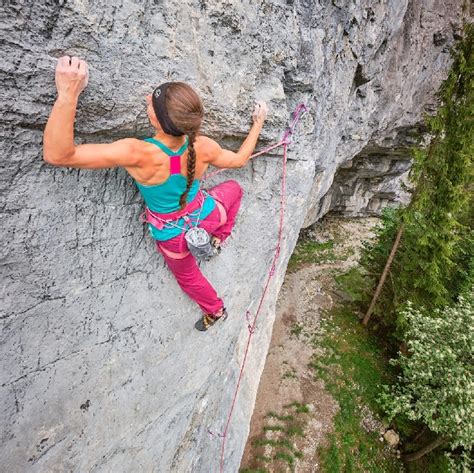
xmin=55 ymin=55 xmax=89 ymax=100
xmin=252 ymin=100 xmax=268 ymax=125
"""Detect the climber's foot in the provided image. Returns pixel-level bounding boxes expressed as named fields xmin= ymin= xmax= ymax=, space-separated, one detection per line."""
xmin=210 ymin=236 xmax=222 ymax=255
xmin=195 ymin=307 xmax=228 ymax=331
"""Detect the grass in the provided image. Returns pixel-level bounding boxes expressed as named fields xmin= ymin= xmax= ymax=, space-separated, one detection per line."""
xmin=284 ymin=401 xmax=310 ymax=413
xmin=266 ymin=412 xmax=294 ymax=422
xmin=290 ymin=322 xmax=303 ymax=337
xmin=285 ymin=424 xmax=304 ymax=437
xmin=282 ymin=369 xmax=298 ymax=380
xmin=312 ymin=304 xmax=403 ymax=473
xmin=334 ymin=266 xmax=373 ymax=305
xmin=274 ymin=451 xmax=295 ymax=466
xmin=242 ymin=225 xmax=406 ymax=473
xmin=293 ymin=450 xmax=304 ymax=459
xmin=263 ymin=425 xmax=285 ymax=433
xmin=287 ymin=239 xmax=339 ymax=272
xmin=251 ymin=437 xmax=296 ymax=452
xmin=242 ymin=404 xmax=309 ymax=472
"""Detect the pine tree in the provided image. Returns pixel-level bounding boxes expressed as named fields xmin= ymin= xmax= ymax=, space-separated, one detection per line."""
xmin=361 ymin=24 xmax=473 ymax=336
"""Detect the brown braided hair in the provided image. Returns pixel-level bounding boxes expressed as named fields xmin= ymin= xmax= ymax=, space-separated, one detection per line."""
xmin=162 ymin=82 xmax=204 ymax=209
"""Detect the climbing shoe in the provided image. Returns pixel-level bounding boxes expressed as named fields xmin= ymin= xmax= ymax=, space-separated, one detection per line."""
xmin=210 ymin=236 xmax=222 ymax=255
xmin=195 ymin=307 xmax=228 ymax=331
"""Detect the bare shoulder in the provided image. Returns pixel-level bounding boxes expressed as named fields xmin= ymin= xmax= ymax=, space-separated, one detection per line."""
xmin=127 ymin=138 xmax=154 ymax=153
xmin=112 ymin=138 xmax=151 ymax=155
xmin=195 ymin=135 xmax=221 ymax=163
xmin=131 ymin=138 xmax=163 ymax=163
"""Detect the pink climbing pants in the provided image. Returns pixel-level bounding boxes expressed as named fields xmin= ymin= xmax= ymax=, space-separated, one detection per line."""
xmin=156 ymin=180 xmax=243 ymax=315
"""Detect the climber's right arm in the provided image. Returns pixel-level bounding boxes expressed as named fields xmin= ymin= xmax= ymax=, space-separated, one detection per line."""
xmin=204 ymin=100 xmax=268 ymax=169
xmin=201 ymin=126 xmax=261 ymax=169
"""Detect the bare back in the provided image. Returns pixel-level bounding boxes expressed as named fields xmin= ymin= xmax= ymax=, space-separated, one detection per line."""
xmin=126 ymin=135 xmax=214 ymax=186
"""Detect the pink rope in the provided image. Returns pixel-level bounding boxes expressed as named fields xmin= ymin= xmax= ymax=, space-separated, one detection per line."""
xmin=215 ymin=103 xmax=309 ymax=472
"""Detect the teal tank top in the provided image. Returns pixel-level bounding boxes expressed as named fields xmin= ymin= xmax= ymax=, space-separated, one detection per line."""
xmin=135 ymin=137 xmax=216 ymax=241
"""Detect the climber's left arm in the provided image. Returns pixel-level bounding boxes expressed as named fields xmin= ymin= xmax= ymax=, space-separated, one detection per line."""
xmin=43 ymin=56 xmax=141 ymax=169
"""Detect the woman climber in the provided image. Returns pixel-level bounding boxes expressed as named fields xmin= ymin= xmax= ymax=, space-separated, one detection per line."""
xmin=43 ymin=56 xmax=269 ymax=331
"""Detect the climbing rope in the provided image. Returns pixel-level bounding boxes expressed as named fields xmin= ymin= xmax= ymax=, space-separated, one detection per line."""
xmin=207 ymin=102 xmax=309 ymax=472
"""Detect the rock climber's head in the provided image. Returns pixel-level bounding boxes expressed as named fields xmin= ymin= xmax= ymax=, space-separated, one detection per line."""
xmin=147 ymin=82 xmax=204 ymax=209
xmin=146 ymin=82 xmax=204 ymax=138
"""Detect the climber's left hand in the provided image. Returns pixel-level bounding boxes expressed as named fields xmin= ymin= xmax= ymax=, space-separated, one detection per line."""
xmin=55 ymin=55 xmax=89 ymax=100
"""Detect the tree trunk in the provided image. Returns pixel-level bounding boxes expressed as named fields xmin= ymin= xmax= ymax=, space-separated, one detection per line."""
xmin=412 ymin=426 xmax=427 ymax=444
xmin=362 ymin=223 xmax=405 ymax=326
xmin=403 ymin=436 xmax=447 ymax=462
xmin=361 ymin=136 xmax=440 ymax=327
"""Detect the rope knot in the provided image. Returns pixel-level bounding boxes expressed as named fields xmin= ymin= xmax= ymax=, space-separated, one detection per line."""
xmin=245 ymin=311 xmax=256 ymax=334
xmin=208 ymin=429 xmax=226 ymax=439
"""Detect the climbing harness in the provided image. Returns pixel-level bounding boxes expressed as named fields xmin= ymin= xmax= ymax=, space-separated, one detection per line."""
xmin=141 ymin=190 xmax=217 ymax=260
xmin=205 ymin=102 xmax=310 ymax=472
xmin=139 ymin=133 xmax=228 ymax=261
xmin=141 ymin=189 xmax=205 ymax=230
xmin=182 ymin=196 xmax=227 ymax=260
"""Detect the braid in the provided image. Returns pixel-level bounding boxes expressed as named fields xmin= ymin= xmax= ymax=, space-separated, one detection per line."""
xmin=179 ymin=132 xmax=197 ymax=209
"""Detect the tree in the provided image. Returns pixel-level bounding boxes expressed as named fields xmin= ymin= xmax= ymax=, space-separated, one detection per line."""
xmin=361 ymin=24 xmax=473 ymax=334
xmin=379 ymin=288 xmax=474 ymax=463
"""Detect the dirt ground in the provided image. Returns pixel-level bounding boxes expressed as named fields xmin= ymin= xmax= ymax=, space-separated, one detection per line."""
xmin=240 ymin=214 xmax=381 ymax=472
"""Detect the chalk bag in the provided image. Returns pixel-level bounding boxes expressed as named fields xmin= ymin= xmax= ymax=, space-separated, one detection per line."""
xmin=185 ymin=226 xmax=215 ymax=260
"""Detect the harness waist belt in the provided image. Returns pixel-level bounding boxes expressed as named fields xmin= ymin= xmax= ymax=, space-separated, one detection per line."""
xmin=141 ymin=190 xmax=205 ymax=230
xmin=157 ymin=199 xmax=227 ymax=260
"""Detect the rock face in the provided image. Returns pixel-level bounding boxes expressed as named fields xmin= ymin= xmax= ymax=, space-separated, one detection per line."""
xmin=0 ymin=1 xmax=467 ymax=471
xmin=316 ymin=124 xmax=423 ymax=219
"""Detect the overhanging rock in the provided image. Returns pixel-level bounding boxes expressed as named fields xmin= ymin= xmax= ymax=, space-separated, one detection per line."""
xmin=0 ymin=1 xmax=467 ymax=471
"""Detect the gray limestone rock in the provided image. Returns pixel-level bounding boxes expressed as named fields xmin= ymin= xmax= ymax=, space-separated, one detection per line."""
xmin=314 ymin=125 xmax=423 ymax=220
xmin=0 ymin=1 xmax=468 ymax=471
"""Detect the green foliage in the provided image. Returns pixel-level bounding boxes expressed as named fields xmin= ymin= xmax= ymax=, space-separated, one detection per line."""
xmin=357 ymin=206 xmax=404 ymax=331
xmin=379 ymin=289 xmax=474 ymax=452
xmin=285 ymin=424 xmax=304 ymax=437
xmin=360 ymin=26 xmax=474 ymax=468
xmin=313 ymin=306 xmax=402 ymax=472
xmin=445 ymin=450 xmax=474 ymax=472
xmin=359 ymin=206 xmax=402 ymax=282
xmin=283 ymin=401 xmax=310 ymax=413
xmin=290 ymin=322 xmax=303 ymax=337
xmin=274 ymin=451 xmax=295 ymax=466
xmin=263 ymin=424 xmax=285 ymax=432
xmin=356 ymin=24 xmax=474 ymax=338
xmin=265 ymin=411 xmax=294 ymax=422
xmin=251 ymin=437 xmax=294 ymax=450
xmin=334 ymin=265 xmax=375 ymax=305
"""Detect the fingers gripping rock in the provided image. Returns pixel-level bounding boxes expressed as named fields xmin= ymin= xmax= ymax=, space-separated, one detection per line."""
xmin=55 ymin=55 xmax=89 ymax=98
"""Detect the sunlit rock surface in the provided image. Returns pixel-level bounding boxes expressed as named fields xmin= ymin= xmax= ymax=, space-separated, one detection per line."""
xmin=0 ymin=1 xmax=467 ymax=471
